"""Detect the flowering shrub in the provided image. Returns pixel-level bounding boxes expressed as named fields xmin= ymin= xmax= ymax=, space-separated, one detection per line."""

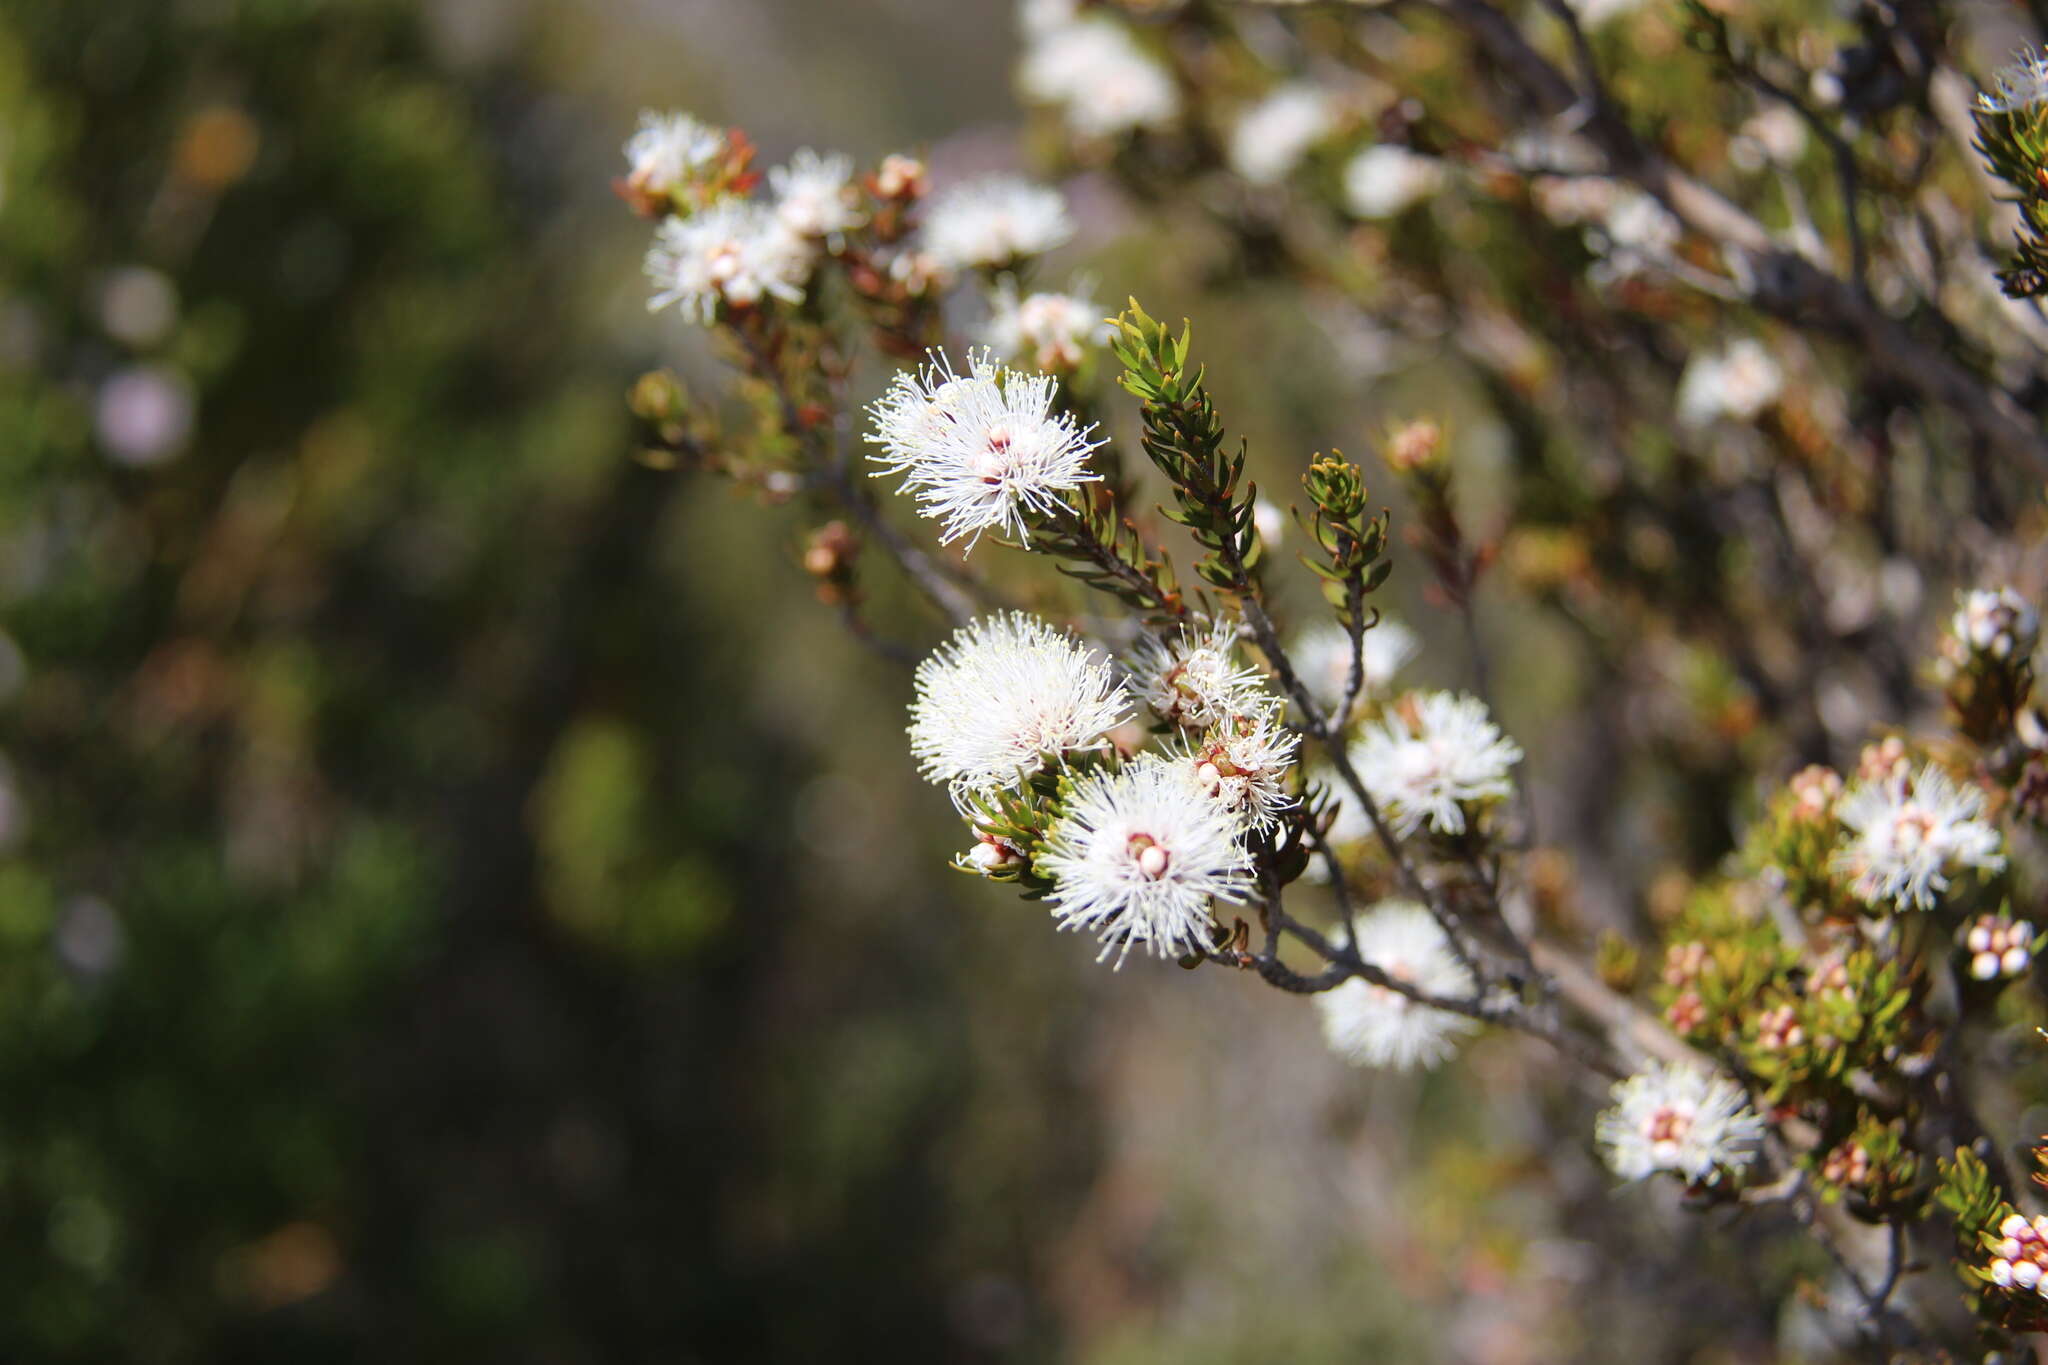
xmin=619 ymin=0 xmax=2048 ymax=1354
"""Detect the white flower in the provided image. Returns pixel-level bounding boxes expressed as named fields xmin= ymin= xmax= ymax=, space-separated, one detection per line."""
xmin=1315 ymin=902 xmax=1477 ymax=1070
xmin=1352 ymin=691 xmax=1521 ymax=838
xmin=1729 ymin=106 xmax=1808 ymax=172
xmin=644 ymin=201 xmax=812 ymax=322
xmin=908 ymin=612 xmax=1132 ymax=798
xmin=1954 ymin=587 xmax=2039 ymax=661
xmin=1018 ymin=0 xmax=1081 ymax=36
xmin=1980 ymin=48 xmax=2048 ymax=114
xmin=1039 ymin=756 xmax=1252 ymax=966
xmin=770 ymin=148 xmax=865 ymax=245
xmin=1181 ymin=710 xmax=1301 ymax=833
xmin=865 ymin=349 xmax=1102 ymax=549
xmin=623 ymin=110 xmax=725 ymax=202
xmin=1129 ymin=617 xmax=1274 ymax=730
xmin=922 ymin=176 xmax=1075 ymax=272
xmin=1341 ymin=145 xmax=1445 ymax=220
xmin=1291 ymin=619 xmax=1419 ymax=722
xmin=1833 ymin=764 xmax=2005 ymax=911
xmin=1020 ymin=18 xmax=1180 ymax=140
xmin=1585 ymin=189 xmax=1682 ymax=281
xmin=1228 ymin=83 xmax=1336 ymax=185
xmin=1677 ymin=339 xmax=1784 ymax=427
xmin=1596 ymin=1063 xmax=1764 ymax=1185
xmin=984 ymin=277 xmax=1110 ymax=372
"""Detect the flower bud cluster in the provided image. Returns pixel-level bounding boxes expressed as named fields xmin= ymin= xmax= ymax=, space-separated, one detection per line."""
xmin=1964 ymin=914 xmax=2035 ymax=981
xmin=1987 ymin=1213 xmax=2048 ymax=1296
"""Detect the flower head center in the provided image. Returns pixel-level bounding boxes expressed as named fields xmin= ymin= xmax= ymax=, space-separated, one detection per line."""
xmin=1128 ymin=833 xmax=1170 ymax=880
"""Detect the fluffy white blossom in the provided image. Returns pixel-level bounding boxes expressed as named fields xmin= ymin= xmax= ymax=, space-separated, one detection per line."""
xmin=908 ymin=612 xmax=1132 ymax=798
xmin=1181 ymin=710 xmax=1301 ymax=833
xmin=1596 ymin=1063 xmax=1764 ymax=1185
xmin=623 ymin=110 xmax=725 ymax=202
xmin=923 ymin=176 xmax=1075 ymax=272
xmin=1980 ymin=48 xmax=2048 ymax=115
xmin=770 ymin=148 xmax=864 ymax=245
xmin=1677 ymin=339 xmax=1784 ymax=427
xmin=645 ymin=201 xmax=812 ymax=322
xmin=1833 ymin=764 xmax=2005 ymax=911
xmin=1129 ymin=617 xmax=1274 ymax=730
xmin=1351 ymin=691 xmax=1522 ymax=838
xmin=1020 ymin=17 xmax=1180 ymax=140
xmin=984 ymin=277 xmax=1110 ymax=372
xmin=865 ymin=349 xmax=1102 ymax=548
xmin=1954 ymin=587 xmax=2039 ymax=661
xmin=1291 ymin=619 xmax=1419 ymax=721
xmin=1341 ymin=145 xmax=1446 ymax=219
xmin=1315 ymin=902 xmax=1477 ymax=1070
xmin=1228 ymin=84 xmax=1337 ymax=185
xmin=1038 ymin=756 xmax=1253 ymax=965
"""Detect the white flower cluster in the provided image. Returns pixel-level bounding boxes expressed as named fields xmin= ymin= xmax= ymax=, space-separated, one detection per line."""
xmin=907 ymin=606 xmax=1304 ymax=967
xmin=633 ymin=110 xmax=862 ymax=325
xmin=1832 ymin=763 xmax=2005 ymax=912
xmin=866 ymin=349 xmax=1102 ymax=549
xmin=907 ymin=612 xmax=1131 ymax=800
xmin=1228 ymin=84 xmax=1337 ymax=186
xmin=1677 ymin=339 xmax=1784 ymax=427
xmin=984 ymin=277 xmax=1111 ymax=373
xmin=1341 ymin=145 xmax=1446 ymax=220
xmin=1953 ymin=587 xmax=2039 ymax=662
xmin=1351 ymin=691 xmax=1522 ymax=838
xmin=1596 ymin=1063 xmax=1764 ymax=1185
xmin=1980 ymin=48 xmax=2048 ymax=115
xmin=1314 ymin=903 xmax=1477 ymax=1070
xmin=922 ymin=176 xmax=1076 ymax=273
xmin=1019 ymin=14 xmax=1180 ymax=140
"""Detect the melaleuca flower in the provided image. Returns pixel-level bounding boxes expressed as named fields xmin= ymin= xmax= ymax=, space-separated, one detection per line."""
xmin=1833 ymin=764 xmax=2005 ymax=911
xmin=1314 ymin=902 xmax=1477 ymax=1070
xmin=645 ymin=201 xmax=812 ymax=322
xmin=908 ymin=612 xmax=1132 ymax=799
xmin=922 ymin=176 xmax=1075 ymax=272
xmin=983 ymin=277 xmax=1110 ymax=373
xmin=1980 ymin=48 xmax=2048 ymax=114
xmin=1597 ymin=1063 xmax=1764 ymax=1185
xmin=1351 ymin=691 xmax=1522 ymax=838
xmin=623 ymin=110 xmax=725 ymax=205
xmin=1228 ymin=83 xmax=1336 ymax=185
xmin=1038 ymin=756 xmax=1252 ymax=966
xmin=865 ymin=349 xmax=1102 ymax=549
xmin=1019 ymin=17 xmax=1179 ymax=140
xmin=1180 ymin=710 xmax=1301 ymax=833
xmin=1954 ymin=587 xmax=2039 ymax=661
xmin=1677 ymin=339 xmax=1784 ymax=427
xmin=1129 ymin=617 xmax=1273 ymax=730
xmin=770 ymin=148 xmax=864 ymax=246
xmin=1291 ymin=619 xmax=1419 ymax=722
xmin=1341 ymin=145 xmax=1445 ymax=219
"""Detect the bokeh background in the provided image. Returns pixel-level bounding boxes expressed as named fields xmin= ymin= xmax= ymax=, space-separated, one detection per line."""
xmin=0 ymin=1 xmax=1854 ymax=1361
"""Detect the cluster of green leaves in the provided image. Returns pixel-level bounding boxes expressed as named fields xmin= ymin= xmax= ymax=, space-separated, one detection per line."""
xmin=1973 ymin=85 xmax=2048 ymax=298
xmin=1110 ymin=301 xmax=1263 ymax=595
